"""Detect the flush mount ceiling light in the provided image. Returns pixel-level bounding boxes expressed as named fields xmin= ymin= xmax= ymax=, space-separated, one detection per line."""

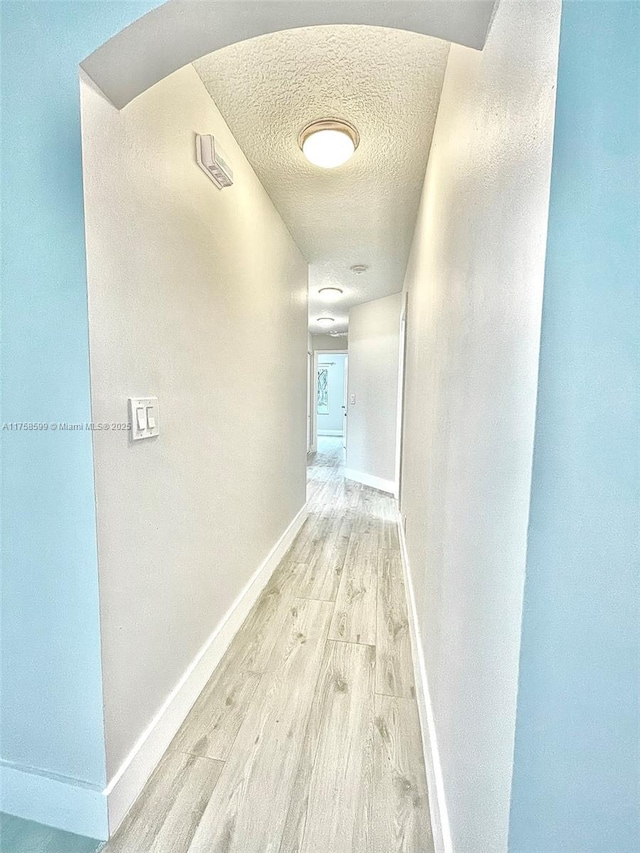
xmin=299 ymin=119 xmax=359 ymax=169
xmin=316 ymin=317 xmax=335 ymax=327
xmin=350 ymin=264 xmax=369 ymax=275
xmin=318 ymin=286 xmax=344 ymax=300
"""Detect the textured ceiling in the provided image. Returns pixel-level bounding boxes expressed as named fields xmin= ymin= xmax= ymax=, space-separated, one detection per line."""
xmin=194 ymin=26 xmax=449 ymax=333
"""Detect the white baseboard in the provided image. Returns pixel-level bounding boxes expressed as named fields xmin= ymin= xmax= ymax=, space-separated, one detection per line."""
xmin=317 ymin=429 xmax=343 ymax=437
xmin=397 ymin=516 xmax=453 ymax=853
xmin=104 ymin=502 xmax=308 ymax=835
xmin=0 ymin=762 xmax=109 ymax=840
xmin=344 ymin=467 xmax=396 ymax=495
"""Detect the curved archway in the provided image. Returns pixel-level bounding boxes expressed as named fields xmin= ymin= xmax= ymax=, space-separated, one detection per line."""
xmin=81 ymin=0 xmax=495 ymax=108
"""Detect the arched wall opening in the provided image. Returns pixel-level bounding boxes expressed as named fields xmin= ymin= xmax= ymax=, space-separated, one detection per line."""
xmin=80 ymin=0 xmax=496 ymax=109
xmin=79 ymin=4 xmax=563 ymax=851
xmin=77 ymin=1 xmax=497 ymax=838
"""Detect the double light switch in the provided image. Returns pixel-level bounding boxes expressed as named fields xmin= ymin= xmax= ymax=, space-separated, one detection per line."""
xmin=129 ymin=397 xmax=159 ymax=440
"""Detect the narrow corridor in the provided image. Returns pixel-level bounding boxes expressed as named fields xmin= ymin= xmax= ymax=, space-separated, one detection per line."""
xmin=104 ymin=437 xmax=432 ymax=853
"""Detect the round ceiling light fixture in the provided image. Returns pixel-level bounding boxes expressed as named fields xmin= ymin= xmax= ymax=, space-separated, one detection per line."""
xmin=299 ymin=119 xmax=359 ymax=169
xmin=350 ymin=264 xmax=369 ymax=275
xmin=318 ymin=286 xmax=344 ymax=300
xmin=316 ymin=317 xmax=335 ymax=327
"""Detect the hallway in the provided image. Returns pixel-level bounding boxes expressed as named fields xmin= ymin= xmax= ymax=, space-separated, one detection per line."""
xmin=104 ymin=437 xmax=431 ymax=853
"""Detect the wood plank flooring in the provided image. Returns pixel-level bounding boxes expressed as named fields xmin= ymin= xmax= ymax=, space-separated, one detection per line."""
xmin=103 ymin=437 xmax=432 ymax=853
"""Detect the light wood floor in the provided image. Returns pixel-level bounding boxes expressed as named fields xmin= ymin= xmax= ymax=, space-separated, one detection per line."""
xmin=104 ymin=437 xmax=433 ymax=853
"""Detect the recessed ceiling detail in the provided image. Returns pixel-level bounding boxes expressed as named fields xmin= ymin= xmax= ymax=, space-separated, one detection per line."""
xmin=194 ymin=26 xmax=450 ymax=333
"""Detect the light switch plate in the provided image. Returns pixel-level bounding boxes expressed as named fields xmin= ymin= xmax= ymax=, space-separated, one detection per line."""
xmin=129 ymin=397 xmax=159 ymax=441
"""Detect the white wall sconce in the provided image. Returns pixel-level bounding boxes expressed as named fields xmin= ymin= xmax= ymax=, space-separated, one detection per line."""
xmin=196 ymin=134 xmax=233 ymax=189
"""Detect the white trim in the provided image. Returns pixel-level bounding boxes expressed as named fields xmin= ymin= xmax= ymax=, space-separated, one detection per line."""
xmin=397 ymin=516 xmax=453 ymax=853
xmin=317 ymin=429 xmax=344 ymax=437
xmin=344 ymin=467 xmax=395 ymax=495
xmin=0 ymin=763 xmax=108 ymax=840
xmin=104 ymin=503 xmax=308 ymax=835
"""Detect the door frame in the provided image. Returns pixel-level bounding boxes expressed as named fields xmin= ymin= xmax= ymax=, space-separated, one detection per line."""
xmin=306 ymin=347 xmax=313 ymax=453
xmin=394 ymin=293 xmax=408 ymax=501
xmin=312 ymin=349 xmax=348 ymax=453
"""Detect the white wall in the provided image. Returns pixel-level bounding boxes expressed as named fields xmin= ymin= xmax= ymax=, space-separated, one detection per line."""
xmin=80 ymin=65 xmax=308 ymax=784
xmin=399 ymin=2 xmax=561 ymax=852
xmin=317 ymin=354 xmax=346 ymax=435
xmin=346 ymin=294 xmax=402 ymax=491
xmin=311 ymin=333 xmax=348 ymax=351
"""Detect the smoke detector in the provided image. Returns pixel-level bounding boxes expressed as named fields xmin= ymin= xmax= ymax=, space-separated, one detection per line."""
xmin=196 ymin=134 xmax=233 ymax=189
xmin=350 ymin=264 xmax=368 ymax=275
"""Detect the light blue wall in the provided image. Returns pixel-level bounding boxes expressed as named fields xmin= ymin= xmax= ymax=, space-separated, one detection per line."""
xmin=509 ymin=3 xmax=640 ymax=851
xmin=0 ymin=0 xmax=159 ymax=822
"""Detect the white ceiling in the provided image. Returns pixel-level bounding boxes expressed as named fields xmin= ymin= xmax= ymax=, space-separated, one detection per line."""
xmin=194 ymin=26 xmax=450 ymax=333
